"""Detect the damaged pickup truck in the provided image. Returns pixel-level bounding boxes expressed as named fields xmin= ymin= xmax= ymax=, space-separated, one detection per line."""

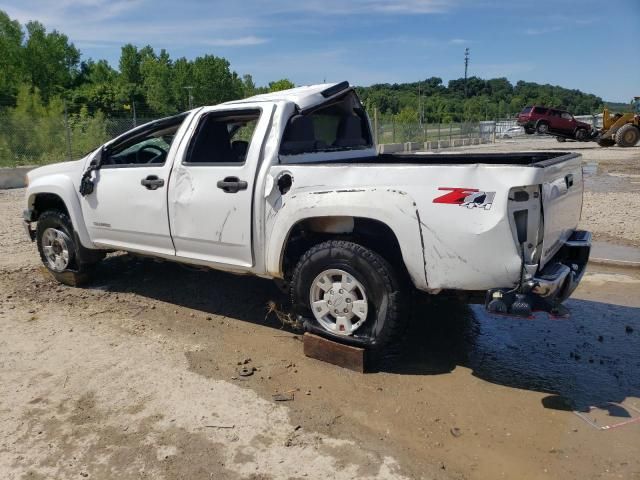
xmin=24 ymin=81 xmax=591 ymax=350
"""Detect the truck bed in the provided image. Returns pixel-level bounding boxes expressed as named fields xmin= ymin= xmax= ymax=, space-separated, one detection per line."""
xmin=284 ymin=151 xmax=578 ymax=166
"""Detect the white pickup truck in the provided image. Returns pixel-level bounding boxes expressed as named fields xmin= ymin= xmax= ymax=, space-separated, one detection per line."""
xmin=23 ymin=82 xmax=591 ymax=350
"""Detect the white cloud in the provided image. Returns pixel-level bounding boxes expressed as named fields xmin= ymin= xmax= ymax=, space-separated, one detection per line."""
xmin=202 ymin=36 xmax=269 ymax=47
xmin=265 ymin=0 xmax=458 ymax=15
xmin=449 ymin=38 xmax=467 ymax=45
xmin=525 ymin=26 xmax=562 ymax=35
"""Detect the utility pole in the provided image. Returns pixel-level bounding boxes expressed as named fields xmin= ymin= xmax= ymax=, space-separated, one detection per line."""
xmin=184 ymin=86 xmax=194 ymax=109
xmin=63 ymin=98 xmax=72 ymax=161
xmin=464 ymin=48 xmax=470 ymax=98
xmin=132 ymin=98 xmax=137 ymax=127
xmin=418 ymin=83 xmax=423 ymax=125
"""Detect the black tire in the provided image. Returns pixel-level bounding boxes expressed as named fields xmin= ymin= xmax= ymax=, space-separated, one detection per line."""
xmin=536 ymin=121 xmax=550 ymax=134
xmin=597 ymin=138 xmax=616 ymax=147
xmin=575 ymin=128 xmax=588 ymax=141
xmin=524 ymin=127 xmax=535 ymax=135
xmin=290 ymin=240 xmax=406 ymax=350
xmin=556 ymin=136 xmax=566 ymax=142
xmin=615 ymin=124 xmax=640 ymax=148
xmin=36 ymin=210 xmax=98 ymax=286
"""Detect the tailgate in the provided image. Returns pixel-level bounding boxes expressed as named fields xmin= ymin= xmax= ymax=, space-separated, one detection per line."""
xmin=538 ymin=153 xmax=583 ymax=267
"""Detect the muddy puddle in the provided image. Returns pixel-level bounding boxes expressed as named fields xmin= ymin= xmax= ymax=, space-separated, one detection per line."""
xmin=386 ymin=295 xmax=640 ymax=414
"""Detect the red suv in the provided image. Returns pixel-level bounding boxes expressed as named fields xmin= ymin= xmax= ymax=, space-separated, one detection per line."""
xmin=517 ymin=106 xmax=592 ymax=141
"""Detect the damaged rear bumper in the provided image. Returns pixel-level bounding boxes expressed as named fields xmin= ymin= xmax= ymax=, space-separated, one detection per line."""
xmin=486 ymin=230 xmax=591 ymax=317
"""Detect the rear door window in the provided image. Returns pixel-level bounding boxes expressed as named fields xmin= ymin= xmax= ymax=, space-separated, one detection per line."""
xmin=184 ymin=110 xmax=260 ymax=165
xmin=280 ymin=92 xmax=372 ymax=155
xmin=521 ymin=106 xmax=532 ymax=114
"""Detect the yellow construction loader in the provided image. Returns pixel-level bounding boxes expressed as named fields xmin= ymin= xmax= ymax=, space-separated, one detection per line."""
xmin=597 ymin=96 xmax=640 ymax=147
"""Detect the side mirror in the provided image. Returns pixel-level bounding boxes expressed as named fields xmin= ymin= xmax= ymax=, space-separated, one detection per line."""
xmin=90 ymin=145 xmax=106 ymax=168
xmin=80 ymin=146 xmax=106 ymax=196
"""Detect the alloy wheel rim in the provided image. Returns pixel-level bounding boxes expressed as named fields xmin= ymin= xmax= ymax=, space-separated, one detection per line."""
xmin=41 ymin=227 xmax=71 ymax=272
xmin=309 ymin=269 xmax=369 ymax=336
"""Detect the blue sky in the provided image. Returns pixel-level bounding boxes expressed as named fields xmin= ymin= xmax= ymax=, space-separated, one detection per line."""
xmin=2 ymin=0 xmax=638 ymax=101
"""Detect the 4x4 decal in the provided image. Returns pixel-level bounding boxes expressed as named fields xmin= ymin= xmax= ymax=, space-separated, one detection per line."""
xmin=433 ymin=187 xmax=495 ymax=210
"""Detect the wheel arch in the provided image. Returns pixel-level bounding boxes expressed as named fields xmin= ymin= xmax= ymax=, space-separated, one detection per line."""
xmin=265 ymin=190 xmax=428 ymax=290
xmin=27 ymin=176 xmax=94 ymax=249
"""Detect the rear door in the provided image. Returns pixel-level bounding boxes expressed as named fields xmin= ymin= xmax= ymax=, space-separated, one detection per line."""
xmin=167 ymin=104 xmax=274 ymax=268
xmin=539 ymin=154 xmax=584 ymax=266
xmin=560 ymin=112 xmax=577 ymax=133
xmin=548 ymin=109 xmax=563 ymax=131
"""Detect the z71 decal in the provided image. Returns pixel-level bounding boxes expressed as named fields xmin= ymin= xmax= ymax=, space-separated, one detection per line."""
xmin=433 ymin=187 xmax=495 ymax=210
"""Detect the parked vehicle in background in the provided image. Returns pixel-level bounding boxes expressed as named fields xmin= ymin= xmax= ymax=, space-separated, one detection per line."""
xmin=518 ymin=106 xmax=592 ymax=141
xmin=596 ymin=96 xmax=640 ymax=147
xmin=23 ymin=82 xmax=591 ymax=352
xmin=501 ymin=126 xmax=525 ymax=139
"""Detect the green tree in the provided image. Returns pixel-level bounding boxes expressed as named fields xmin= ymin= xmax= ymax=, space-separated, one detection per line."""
xmin=242 ymin=74 xmax=257 ymax=97
xmin=22 ymin=21 xmax=80 ymax=101
xmin=141 ymin=49 xmax=176 ymax=115
xmin=268 ymin=79 xmax=295 ymax=92
xmin=0 ymin=10 xmax=24 ymax=104
xmin=190 ymin=55 xmax=243 ymax=106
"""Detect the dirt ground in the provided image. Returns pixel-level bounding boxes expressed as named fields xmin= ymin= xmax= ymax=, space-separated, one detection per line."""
xmin=1 ymin=140 xmax=639 ymax=480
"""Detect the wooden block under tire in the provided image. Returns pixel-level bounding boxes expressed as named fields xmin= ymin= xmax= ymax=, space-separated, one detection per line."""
xmin=303 ymin=333 xmax=366 ymax=373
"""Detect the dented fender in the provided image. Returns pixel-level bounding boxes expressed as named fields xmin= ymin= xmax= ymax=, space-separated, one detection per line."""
xmin=26 ymin=172 xmax=94 ymax=249
xmin=265 ymin=188 xmax=429 ymax=290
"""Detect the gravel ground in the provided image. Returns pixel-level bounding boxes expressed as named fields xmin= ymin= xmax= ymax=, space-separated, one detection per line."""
xmin=2 ymin=179 xmax=640 ymax=480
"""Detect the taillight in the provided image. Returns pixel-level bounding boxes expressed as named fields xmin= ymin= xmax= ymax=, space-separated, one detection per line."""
xmin=508 ymin=185 xmax=543 ymax=267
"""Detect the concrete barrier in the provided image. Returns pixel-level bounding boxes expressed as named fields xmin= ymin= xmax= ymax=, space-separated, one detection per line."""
xmin=472 ymin=138 xmax=480 ymax=145
xmin=378 ymin=143 xmax=404 ymax=154
xmin=0 ymin=166 xmax=35 ymax=189
xmin=404 ymin=142 xmax=422 ymax=152
xmin=424 ymin=141 xmax=436 ymax=151
xmin=438 ymin=140 xmax=450 ymax=149
xmin=453 ymin=139 xmax=464 ymax=147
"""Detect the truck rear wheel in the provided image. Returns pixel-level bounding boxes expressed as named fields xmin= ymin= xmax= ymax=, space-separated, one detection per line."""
xmin=615 ymin=124 xmax=640 ymax=147
xmin=575 ymin=128 xmax=588 ymax=141
xmin=290 ymin=240 xmax=406 ymax=350
xmin=536 ymin=121 xmax=549 ymax=134
xmin=36 ymin=211 xmax=97 ymax=286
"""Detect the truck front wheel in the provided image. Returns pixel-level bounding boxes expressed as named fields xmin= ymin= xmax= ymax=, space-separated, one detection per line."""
xmin=290 ymin=240 xmax=406 ymax=350
xmin=36 ymin=210 xmax=97 ymax=286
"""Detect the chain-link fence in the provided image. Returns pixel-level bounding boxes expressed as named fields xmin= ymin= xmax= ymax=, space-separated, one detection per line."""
xmin=2 ymin=105 xmax=529 ymax=168
xmin=0 ymin=101 xmax=162 ymax=168
xmin=374 ymin=120 xmax=483 ymax=145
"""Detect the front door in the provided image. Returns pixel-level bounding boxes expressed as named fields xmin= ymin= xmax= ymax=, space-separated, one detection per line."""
xmin=167 ymin=105 xmax=273 ymax=268
xmin=80 ymin=114 xmax=190 ymax=256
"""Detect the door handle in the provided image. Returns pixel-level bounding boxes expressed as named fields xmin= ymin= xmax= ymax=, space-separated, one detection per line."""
xmin=141 ymin=175 xmax=165 ymax=190
xmin=217 ymin=176 xmax=248 ymax=193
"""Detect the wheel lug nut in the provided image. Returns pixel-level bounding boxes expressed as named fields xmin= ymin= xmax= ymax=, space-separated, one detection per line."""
xmin=339 ymin=289 xmax=344 ymax=294
xmin=346 ymin=298 xmax=351 ymax=303
xmin=343 ymin=309 xmax=348 ymax=313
